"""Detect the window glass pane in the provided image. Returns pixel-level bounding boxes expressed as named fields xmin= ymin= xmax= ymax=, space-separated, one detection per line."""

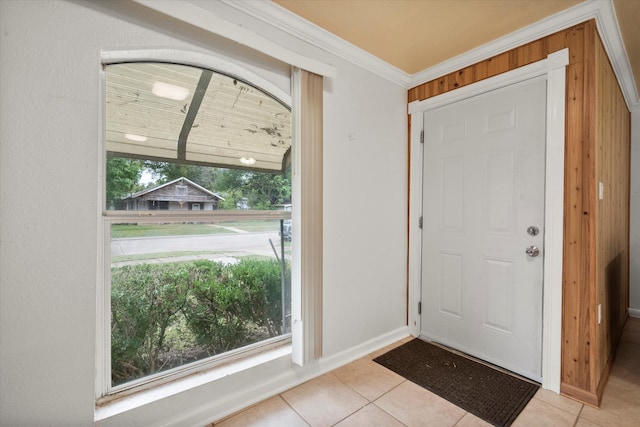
xmin=104 ymin=61 xmax=293 ymax=390
xmin=110 ymin=219 xmax=291 ymax=386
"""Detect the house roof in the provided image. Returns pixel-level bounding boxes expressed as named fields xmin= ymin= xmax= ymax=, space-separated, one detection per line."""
xmin=123 ymin=176 xmax=224 ymax=201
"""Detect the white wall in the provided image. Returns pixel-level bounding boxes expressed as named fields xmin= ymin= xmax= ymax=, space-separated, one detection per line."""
xmin=0 ymin=1 xmax=408 ymax=425
xmin=630 ymin=108 xmax=640 ymax=316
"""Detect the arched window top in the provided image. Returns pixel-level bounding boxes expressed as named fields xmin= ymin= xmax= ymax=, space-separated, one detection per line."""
xmin=105 ymin=60 xmax=291 ymax=172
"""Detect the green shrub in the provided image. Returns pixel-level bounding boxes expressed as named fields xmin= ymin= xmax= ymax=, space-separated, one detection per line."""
xmin=233 ymin=258 xmax=290 ymax=337
xmin=111 ymin=263 xmax=192 ymax=384
xmin=184 ymin=260 xmax=253 ymax=354
xmin=110 ymin=258 xmax=290 ymax=386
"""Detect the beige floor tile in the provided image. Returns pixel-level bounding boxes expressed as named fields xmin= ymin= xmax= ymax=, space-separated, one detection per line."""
xmin=621 ymin=329 xmax=640 ymax=345
xmin=366 ymin=338 xmax=412 ymax=360
xmin=209 ymin=334 xmax=640 ymax=427
xmin=215 ymin=396 xmax=308 ymax=427
xmin=580 ymin=392 xmax=640 ymax=427
xmin=453 ymin=412 xmax=493 ymax=426
xmin=607 ymin=341 xmax=640 ymax=407
xmin=575 ymin=418 xmax=603 ymax=427
xmin=374 ymin=381 xmax=466 ymax=427
xmin=612 ymin=341 xmax=640 ymax=371
xmin=335 ymin=404 xmax=405 ymax=427
xmin=532 ymin=388 xmax=583 ymax=416
xmin=281 ymin=373 xmax=368 ymax=427
xmin=619 ymin=318 xmax=640 ymax=346
xmin=602 ymin=370 xmax=640 ymax=406
xmin=623 ymin=317 xmax=640 ymax=330
xmin=331 ymin=358 xmax=405 ymax=401
xmin=512 ymin=396 xmax=577 ymax=427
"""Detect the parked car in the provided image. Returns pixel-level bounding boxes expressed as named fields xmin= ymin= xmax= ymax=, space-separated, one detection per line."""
xmin=280 ymin=219 xmax=291 ymax=241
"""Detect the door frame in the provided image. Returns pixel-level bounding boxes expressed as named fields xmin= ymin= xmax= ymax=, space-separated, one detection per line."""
xmin=407 ymin=49 xmax=568 ymax=392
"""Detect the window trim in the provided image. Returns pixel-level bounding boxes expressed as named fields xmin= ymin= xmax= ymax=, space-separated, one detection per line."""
xmin=96 ymin=51 xmax=319 ymax=403
xmin=101 ymin=50 xmax=291 ymax=109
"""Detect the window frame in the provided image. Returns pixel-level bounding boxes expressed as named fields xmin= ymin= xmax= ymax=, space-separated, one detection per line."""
xmin=95 ymin=51 xmax=314 ymax=401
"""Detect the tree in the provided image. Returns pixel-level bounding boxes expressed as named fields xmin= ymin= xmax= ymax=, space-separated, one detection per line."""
xmin=106 ymin=155 xmax=143 ymax=209
xmin=245 ymin=170 xmax=291 ymax=209
xmin=216 ymin=168 xmax=291 ymax=210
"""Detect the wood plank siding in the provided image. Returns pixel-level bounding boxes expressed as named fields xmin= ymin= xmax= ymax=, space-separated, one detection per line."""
xmin=593 ymin=33 xmax=631 ymax=402
xmin=408 ymin=20 xmax=631 ymax=406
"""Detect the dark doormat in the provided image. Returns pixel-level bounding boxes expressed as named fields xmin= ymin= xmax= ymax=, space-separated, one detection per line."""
xmin=374 ymin=339 xmax=539 ymax=427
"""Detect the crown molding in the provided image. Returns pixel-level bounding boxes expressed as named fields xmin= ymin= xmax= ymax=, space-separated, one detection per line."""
xmin=594 ymin=0 xmax=640 ymax=109
xmin=409 ymin=0 xmax=638 ymax=108
xmin=132 ymin=0 xmax=336 ymax=78
xmin=178 ymin=1 xmax=638 ymax=108
xmin=220 ymin=0 xmax=410 ymax=87
xmin=408 ymin=0 xmax=602 ymax=88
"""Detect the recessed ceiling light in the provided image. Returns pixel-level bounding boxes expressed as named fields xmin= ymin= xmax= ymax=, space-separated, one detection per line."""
xmin=239 ymin=157 xmax=256 ymax=165
xmin=152 ymin=82 xmax=189 ymax=101
xmin=125 ymin=133 xmax=148 ymax=142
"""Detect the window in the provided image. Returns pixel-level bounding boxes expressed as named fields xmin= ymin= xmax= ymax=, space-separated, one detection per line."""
xmin=175 ymin=185 xmax=187 ymax=196
xmin=100 ymin=61 xmax=297 ymax=396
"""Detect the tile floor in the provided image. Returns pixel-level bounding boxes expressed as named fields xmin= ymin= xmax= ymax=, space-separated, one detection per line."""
xmin=212 ymin=317 xmax=640 ymax=426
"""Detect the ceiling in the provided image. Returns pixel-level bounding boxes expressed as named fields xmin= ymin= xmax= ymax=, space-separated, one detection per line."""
xmin=106 ymin=63 xmax=291 ymax=173
xmin=273 ymin=0 xmax=640 ymax=93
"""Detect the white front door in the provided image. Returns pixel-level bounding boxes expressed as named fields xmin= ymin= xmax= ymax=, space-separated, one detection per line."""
xmin=420 ymin=78 xmax=546 ymax=381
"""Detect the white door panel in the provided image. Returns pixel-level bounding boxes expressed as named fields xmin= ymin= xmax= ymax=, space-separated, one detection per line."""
xmin=421 ymin=78 xmax=546 ymax=381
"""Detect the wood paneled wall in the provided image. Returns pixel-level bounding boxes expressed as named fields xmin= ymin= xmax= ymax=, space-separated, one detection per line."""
xmin=408 ymin=23 xmax=586 ymax=103
xmin=593 ymin=33 xmax=631 ymax=399
xmin=408 ymin=20 xmax=631 ymax=406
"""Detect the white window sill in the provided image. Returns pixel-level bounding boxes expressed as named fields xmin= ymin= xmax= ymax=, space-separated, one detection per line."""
xmin=95 ymin=344 xmax=292 ymax=422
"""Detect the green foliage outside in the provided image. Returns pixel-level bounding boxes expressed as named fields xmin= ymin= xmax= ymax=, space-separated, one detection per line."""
xmin=215 ymin=168 xmax=291 ymax=210
xmin=106 ymin=156 xmax=144 ymax=209
xmin=111 ymin=259 xmax=291 ymax=386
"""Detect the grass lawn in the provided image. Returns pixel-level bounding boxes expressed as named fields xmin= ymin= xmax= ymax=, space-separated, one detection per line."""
xmin=221 ymin=220 xmax=286 ymax=232
xmin=111 ymin=221 xmax=281 ymax=238
xmin=111 ymin=251 xmax=226 ymax=263
xmin=111 ymin=252 xmax=290 ymax=264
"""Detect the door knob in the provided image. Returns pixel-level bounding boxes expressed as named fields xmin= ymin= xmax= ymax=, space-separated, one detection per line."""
xmin=526 ymin=246 xmax=540 ymax=257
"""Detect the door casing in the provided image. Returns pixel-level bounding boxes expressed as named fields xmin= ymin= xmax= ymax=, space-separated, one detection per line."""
xmin=407 ymin=49 xmax=568 ymax=392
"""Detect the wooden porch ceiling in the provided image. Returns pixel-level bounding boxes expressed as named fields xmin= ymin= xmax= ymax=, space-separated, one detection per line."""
xmin=105 ymin=62 xmax=291 ymax=173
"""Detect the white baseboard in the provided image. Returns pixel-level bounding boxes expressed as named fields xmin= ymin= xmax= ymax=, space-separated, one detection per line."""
xmin=316 ymin=326 xmax=410 ymax=372
xmin=628 ymin=308 xmax=640 ymax=318
xmin=174 ymin=326 xmax=409 ymax=427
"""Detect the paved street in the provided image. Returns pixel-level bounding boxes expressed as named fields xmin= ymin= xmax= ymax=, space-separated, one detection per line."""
xmin=111 ymin=231 xmax=286 ymax=260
